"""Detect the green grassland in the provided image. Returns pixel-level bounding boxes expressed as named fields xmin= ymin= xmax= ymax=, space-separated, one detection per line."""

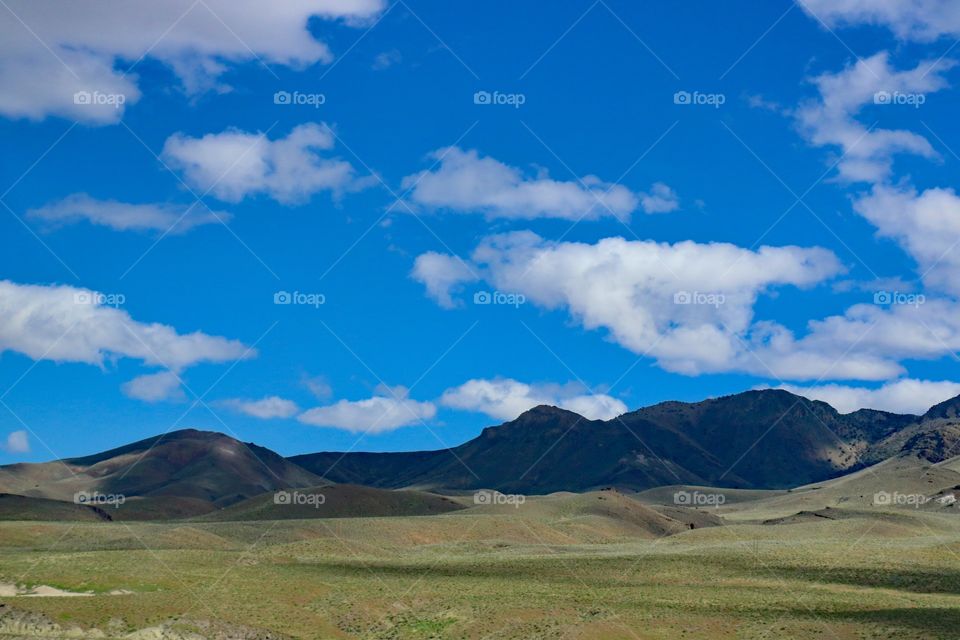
xmin=1 ymin=489 xmax=959 ymax=639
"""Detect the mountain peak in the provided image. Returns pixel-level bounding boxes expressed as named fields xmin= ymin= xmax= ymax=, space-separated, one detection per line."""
xmin=923 ymin=394 xmax=960 ymax=421
xmin=522 ymin=404 xmax=576 ymax=416
xmin=511 ymin=404 xmax=589 ymax=424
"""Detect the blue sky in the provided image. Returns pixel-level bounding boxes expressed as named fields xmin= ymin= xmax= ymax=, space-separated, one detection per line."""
xmin=2 ymin=0 xmax=960 ymax=461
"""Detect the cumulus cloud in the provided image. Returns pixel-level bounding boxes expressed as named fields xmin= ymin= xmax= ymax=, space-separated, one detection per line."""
xmin=0 ymin=0 xmax=384 ymax=124
xmin=854 ymin=184 xmax=960 ymax=296
xmin=298 ymin=387 xmax=436 ymax=433
xmin=303 ymin=375 xmax=333 ymax=400
xmin=122 ymin=371 xmax=185 ymax=403
xmin=766 ymin=297 xmax=960 ymax=380
xmin=225 ymin=396 xmax=300 ymax=419
xmin=410 ymin=252 xmax=479 ymax=309
xmin=0 ymin=280 xmax=251 ymax=371
xmin=795 ymin=51 xmax=953 ymax=182
xmin=28 ymin=194 xmax=227 ymax=234
xmin=799 ymin=0 xmax=960 ymax=41
xmin=639 ymin=182 xmax=680 ymax=214
xmin=414 ymin=232 xmax=853 ymax=378
xmin=778 ymin=378 xmax=960 ymax=415
xmin=416 ymin=234 xmax=960 ymax=381
xmin=2 ymin=430 xmax=29 ymax=454
xmin=401 ymin=147 xmax=675 ymax=220
xmin=440 ymin=378 xmax=627 ymax=421
xmin=162 ymin=123 xmax=369 ymax=204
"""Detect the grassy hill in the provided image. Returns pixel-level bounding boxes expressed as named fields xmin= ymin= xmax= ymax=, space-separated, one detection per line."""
xmin=0 ymin=493 xmax=112 ymax=522
xmin=0 ymin=429 xmax=325 ymax=518
xmin=201 ymin=484 xmax=466 ymax=521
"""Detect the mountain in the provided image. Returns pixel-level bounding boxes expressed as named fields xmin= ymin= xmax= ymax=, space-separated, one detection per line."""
xmin=292 ymin=404 xmax=738 ymax=493
xmin=860 ymin=398 xmax=960 ymax=464
xmin=0 ymin=428 xmax=324 ymax=515
xmin=4 ymin=389 xmax=959 ymax=516
xmin=0 ymin=429 xmax=476 ymax=521
xmin=292 ymin=389 xmax=938 ymax=493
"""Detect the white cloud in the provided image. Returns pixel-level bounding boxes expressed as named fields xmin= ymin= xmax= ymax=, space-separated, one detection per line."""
xmin=417 ymin=235 xmax=960 ymax=381
xmin=766 ymin=297 xmax=960 ymax=379
xmin=795 ymin=51 xmax=952 ymax=182
xmin=440 ymin=378 xmax=627 ymax=421
xmin=225 ymin=396 xmax=300 ymax=419
xmin=799 ymin=0 xmax=960 ymax=41
xmin=0 ymin=280 xmax=252 ymax=371
xmin=28 ymin=193 xmax=227 ymax=234
xmin=0 ymin=0 xmax=384 ymax=124
xmin=122 ymin=371 xmax=185 ymax=403
xmin=298 ymin=389 xmax=436 ymax=433
xmin=2 ymin=430 xmax=29 ymax=454
xmin=162 ymin=123 xmax=369 ymax=204
xmin=303 ymin=375 xmax=333 ymax=400
xmin=639 ymin=182 xmax=680 ymax=214
xmin=414 ymin=232 xmax=853 ymax=378
xmin=854 ymin=184 xmax=960 ymax=296
xmin=778 ymin=378 xmax=960 ymax=415
xmin=401 ymin=147 xmax=675 ymax=220
xmin=372 ymin=49 xmax=401 ymax=70
xmin=410 ymin=252 xmax=479 ymax=309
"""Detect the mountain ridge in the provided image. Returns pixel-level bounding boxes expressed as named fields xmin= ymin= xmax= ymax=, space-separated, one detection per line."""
xmin=4 ymin=389 xmax=960 ymax=513
xmin=293 ymin=389 xmax=960 ymax=492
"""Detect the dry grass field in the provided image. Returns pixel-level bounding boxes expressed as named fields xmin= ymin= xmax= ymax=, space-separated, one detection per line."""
xmin=1 ymin=486 xmax=959 ymax=639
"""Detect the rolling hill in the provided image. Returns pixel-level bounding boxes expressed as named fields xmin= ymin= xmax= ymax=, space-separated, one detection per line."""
xmin=202 ymin=483 xmax=467 ymax=521
xmin=0 ymin=428 xmax=325 ymax=517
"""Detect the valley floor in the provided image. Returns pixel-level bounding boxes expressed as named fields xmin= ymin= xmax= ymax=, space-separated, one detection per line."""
xmin=1 ymin=498 xmax=959 ymax=639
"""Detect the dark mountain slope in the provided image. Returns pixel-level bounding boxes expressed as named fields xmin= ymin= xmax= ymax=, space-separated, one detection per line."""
xmin=294 ymin=390 xmax=955 ymax=493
